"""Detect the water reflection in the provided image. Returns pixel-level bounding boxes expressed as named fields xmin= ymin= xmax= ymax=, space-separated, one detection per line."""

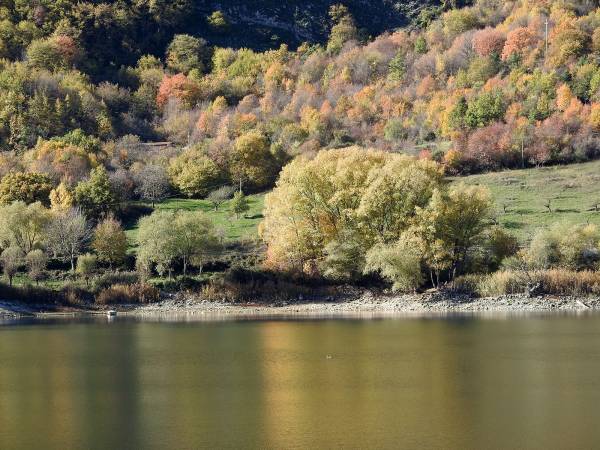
xmin=1 ymin=315 xmax=600 ymax=449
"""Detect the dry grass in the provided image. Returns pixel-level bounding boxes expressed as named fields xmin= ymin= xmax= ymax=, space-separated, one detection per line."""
xmin=453 ymin=269 xmax=600 ymax=297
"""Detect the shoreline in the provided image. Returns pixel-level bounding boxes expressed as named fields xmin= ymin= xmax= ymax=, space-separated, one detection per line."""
xmin=2 ymin=292 xmax=600 ymax=320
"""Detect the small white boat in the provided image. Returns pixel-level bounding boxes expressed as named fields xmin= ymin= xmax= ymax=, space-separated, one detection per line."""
xmin=106 ymin=310 xmax=117 ymax=317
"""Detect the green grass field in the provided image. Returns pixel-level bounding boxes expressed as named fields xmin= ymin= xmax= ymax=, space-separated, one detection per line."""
xmin=461 ymin=160 xmax=600 ymax=242
xmin=125 ymin=193 xmax=265 ymax=252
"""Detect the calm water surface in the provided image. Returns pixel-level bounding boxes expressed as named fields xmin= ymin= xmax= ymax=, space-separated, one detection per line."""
xmin=1 ymin=313 xmax=600 ymax=449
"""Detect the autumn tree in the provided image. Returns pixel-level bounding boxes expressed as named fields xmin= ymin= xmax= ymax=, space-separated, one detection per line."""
xmin=0 ymin=246 xmax=23 ymax=286
xmin=92 ymin=216 xmax=128 ymax=269
xmin=0 ymin=172 xmax=53 ymax=206
xmin=230 ymin=130 xmax=278 ymax=191
xmin=169 ymin=147 xmax=223 ymax=198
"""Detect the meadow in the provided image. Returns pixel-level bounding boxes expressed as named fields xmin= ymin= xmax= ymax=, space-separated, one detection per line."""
xmin=461 ymin=160 xmax=600 ymax=241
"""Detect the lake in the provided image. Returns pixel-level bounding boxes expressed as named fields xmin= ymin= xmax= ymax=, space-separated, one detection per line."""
xmin=1 ymin=313 xmax=600 ymax=449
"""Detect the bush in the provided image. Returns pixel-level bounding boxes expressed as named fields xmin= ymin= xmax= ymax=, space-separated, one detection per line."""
xmin=95 ymin=283 xmax=160 ymax=305
xmin=91 ymin=271 xmax=140 ymax=292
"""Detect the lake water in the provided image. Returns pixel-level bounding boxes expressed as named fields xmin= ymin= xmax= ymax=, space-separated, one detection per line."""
xmin=1 ymin=313 xmax=600 ymax=449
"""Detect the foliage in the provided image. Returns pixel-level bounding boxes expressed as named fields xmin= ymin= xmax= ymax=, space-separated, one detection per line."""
xmin=0 ymin=172 xmax=53 ymax=206
xmin=0 ymin=201 xmax=49 ymax=254
xmin=137 ymin=209 xmax=219 ymax=277
xmin=231 ymin=191 xmax=250 ymax=219
xmin=0 ymin=246 xmax=23 ymax=286
xmin=169 ymin=147 xmax=223 ymax=198
xmin=166 ymin=34 xmax=209 ymax=75
xmin=74 ymin=166 xmax=116 ymax=219
xmin=92 ymin=216 xmax=128 ymax=268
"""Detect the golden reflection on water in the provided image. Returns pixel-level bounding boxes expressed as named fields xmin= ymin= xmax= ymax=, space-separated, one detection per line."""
xmin=1 ymin=315 xmax=600 ymax=449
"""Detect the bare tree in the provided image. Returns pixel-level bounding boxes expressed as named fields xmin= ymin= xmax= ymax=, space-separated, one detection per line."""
xmin=135 ymin=165 xmax=171 ymax=207
xmin=207 ymin=185 xmax=236 ymax=211
xmin=46 ymin=207 xmax=91 ymax=272
xmin=0 ymin=246 xmax=23 ymax=286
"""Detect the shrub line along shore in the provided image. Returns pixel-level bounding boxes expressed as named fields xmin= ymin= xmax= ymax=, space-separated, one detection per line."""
xmin=2 ymin=292 xmax=599 ymax=319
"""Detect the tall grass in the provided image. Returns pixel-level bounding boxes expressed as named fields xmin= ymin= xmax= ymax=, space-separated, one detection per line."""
xmin=453 ymin=269 xmax=600 ymax=297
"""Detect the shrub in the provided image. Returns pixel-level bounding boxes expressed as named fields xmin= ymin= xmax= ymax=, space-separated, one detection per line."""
xmin=95 ymin=283 xmax=160 ymax=304
xmin=92 ymin=272 xmax=140 ymax=292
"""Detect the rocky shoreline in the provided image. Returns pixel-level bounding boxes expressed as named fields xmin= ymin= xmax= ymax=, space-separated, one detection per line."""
xmin=2 ymin=291 xmax=600 ymax=320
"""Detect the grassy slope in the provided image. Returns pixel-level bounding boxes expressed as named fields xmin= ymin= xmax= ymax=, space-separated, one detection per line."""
xmin=123 ymin=160 xmax=600 ymax=251
xmin=460 ymin=160 xmax=600 ymax=242
xmin=125 ymin=193 xmax=265 ymax=252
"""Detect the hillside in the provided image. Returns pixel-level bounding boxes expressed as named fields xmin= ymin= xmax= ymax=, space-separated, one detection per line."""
xmin=462 ymin=161 xmax=600 ymax=241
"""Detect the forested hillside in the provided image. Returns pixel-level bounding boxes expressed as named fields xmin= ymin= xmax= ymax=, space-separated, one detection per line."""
xmin=4 ymin=0 xmax=600 ymax=302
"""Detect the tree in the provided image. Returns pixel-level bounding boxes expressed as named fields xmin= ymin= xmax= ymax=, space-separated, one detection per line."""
xmin=262 ymin=147 xmax=442 ymax=272
xmin=327 ymin=4 xmax=358 ymax=54
xmin=207 ymin=185 xmax=236 ymax=211
xmin=472 ymin=28 xmax=506 ymax=57
xmin=172 ymin=211 xmax=219 ymax=275
xmin=92 ymin=216 xmax=127 ymax=269
xmin=0 ymin=201 xmax=50 ymax=254
xmin=207 ymin=11 xmax=229 ymax=32
xmin=74 ymin=166 xmax=116 ymax=219
xmin=166 ymin=34 xmax=209 ymax=74
xmin=137 ymin=210 xmax=180 ymax=278
xmin=169 ymin=147 xmax=223 ymax=198
xmin=136 ymin=210 xmax=219 ymax=277
xmin=231 ymin=191 xmax=250 ymax=219
xmin=135 ymin=165 xmax=170 ymax=207
xmin=230 ymin=131 xmax=278 ymax=191
xmin=76 ymin=253 xmax=97 ymax=286
xmin=364 ymin=239 xmax=423 ymax=292
xmin=465 ymin=90 xmax=506 ymax=128
xmin=411 ymin=183 xmax=494 ymax=282
xmin=501 ymin=27 xmax=536 ymax=61
xmin=27 ymin=35 xmax=81 ymax=71
xmin=25 ymin=249 xmax=47 ymax=284
xmin=0 ymin=246 xmax=23 ymax=286
xmin=46 ymin=208 xmax=91 ymax=272
xmin=49 ymin=182 xmax=74 ymax=210
xmin=0 ymin=172 xmax=53 ymax=206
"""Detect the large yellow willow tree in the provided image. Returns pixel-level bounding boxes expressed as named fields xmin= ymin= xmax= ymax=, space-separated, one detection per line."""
xmin=261 ymin=146 xmax=505 ymax=291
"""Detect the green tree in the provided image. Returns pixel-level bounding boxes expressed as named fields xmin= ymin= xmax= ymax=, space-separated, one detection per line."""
xmin=0 ymin=201 xmax=50 ymax=254
xmin=207 ymin=11 xmax=229 ymax=32
xmin=327 ymin=4 xmax=358 ymax=54
xmin=92 ymin=216 xmax=127 ymax=269
xmin=364 ymin=239 xmax=423 ymax=292
xmin=74 ymin=166 xmax=116 ymax=219
xmin=465 ymin=90 xmax=506 ymax=128
xmin=169 ymin=148 xmax=223 ymax=198
xmin=411 ymin=183 xmax=494 ymax=283
xmin=76 ymin=253 xmax=97 ymax=286
xmin=166 ymin=34 xmax=209 ymax=74
xmin=231 ymin=191 xmax=250 ymax=219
